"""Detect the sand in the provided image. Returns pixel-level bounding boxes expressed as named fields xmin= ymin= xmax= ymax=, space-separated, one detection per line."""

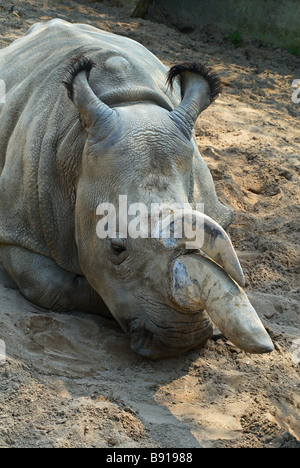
xmin=0 ymin=0 xmax=299 ymax=448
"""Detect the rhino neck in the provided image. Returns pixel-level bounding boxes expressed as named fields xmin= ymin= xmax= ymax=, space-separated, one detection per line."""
xmin=38 ymin=110 xmax=87 ymax=275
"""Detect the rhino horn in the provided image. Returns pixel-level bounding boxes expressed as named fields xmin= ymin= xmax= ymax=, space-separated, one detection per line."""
xmin=63 ymin=55 xmax=119 ymax=134
xmin=157 ymin=210 xmax=245 ymax=287
xmin=168 ymin=63 xmax=223 ymax=139
xmin=171 ymin=254 xmax=274 ymax=354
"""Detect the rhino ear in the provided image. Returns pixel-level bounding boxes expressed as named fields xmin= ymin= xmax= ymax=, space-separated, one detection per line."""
xmin=167 ymin=63 xmax=223 ymax=139
xmin=63 ymin=56 xmax=119 ymax=135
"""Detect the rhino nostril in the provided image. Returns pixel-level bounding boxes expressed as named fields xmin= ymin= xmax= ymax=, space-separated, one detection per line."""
xmin=132 ymin=328 xmax=153 ymax=348
xmin=130 ymin=318 xmax=154 ymax=343
xmin=129 ymin=318 xmax=163 ymax=358
xmin=130 ymin=329 xmax=155 ymax=358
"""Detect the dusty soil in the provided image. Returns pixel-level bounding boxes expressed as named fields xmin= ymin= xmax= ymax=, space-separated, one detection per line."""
xmin=0 ymin=0 xmax=299 ymax=448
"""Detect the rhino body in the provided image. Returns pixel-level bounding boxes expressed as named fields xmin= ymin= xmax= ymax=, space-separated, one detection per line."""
xmin=0 ymin=20 xmax=273 ymax=358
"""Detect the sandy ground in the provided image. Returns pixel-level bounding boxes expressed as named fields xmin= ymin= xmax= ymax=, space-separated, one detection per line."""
xmin=0 ymin=0 xmax=299 ymax=448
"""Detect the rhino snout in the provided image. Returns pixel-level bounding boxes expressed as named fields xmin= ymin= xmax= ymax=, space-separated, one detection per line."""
xmin=129 ymin=314 xmax=213 ymax=359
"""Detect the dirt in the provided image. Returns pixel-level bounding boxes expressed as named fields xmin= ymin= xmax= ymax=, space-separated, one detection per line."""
xmin=0 ymin=0 xmax=299 ymax=449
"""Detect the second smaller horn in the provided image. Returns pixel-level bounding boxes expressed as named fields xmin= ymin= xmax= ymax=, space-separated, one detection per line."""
xmin=157 ymin=209 xmax=245 ymax=287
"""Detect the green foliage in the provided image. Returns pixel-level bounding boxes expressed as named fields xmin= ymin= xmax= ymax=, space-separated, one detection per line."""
xmin=289 ymin=45 xmax=300 ymax=56
xmin=224 ymin=32 xmax=243 ymax=47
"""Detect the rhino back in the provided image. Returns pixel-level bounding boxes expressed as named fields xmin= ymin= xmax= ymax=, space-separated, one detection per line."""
xmin=0 ymin=20 xmax=180 ymax=273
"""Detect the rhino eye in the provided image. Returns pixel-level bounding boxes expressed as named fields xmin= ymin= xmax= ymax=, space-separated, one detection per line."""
xmin=111 ymin=239 xmax=126 ymax=254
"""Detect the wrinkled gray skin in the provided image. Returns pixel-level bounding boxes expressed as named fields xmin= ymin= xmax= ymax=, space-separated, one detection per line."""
xmin=0 ymin=20 xmax=273 ymax=359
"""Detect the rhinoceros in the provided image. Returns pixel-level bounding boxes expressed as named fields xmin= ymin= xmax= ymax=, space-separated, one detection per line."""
xmin=0 ymin=19 xmax=273 ymax=358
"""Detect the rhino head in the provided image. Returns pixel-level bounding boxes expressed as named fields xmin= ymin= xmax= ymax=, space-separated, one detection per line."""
xmin=63 ymin=57 xmax=274 ymax=359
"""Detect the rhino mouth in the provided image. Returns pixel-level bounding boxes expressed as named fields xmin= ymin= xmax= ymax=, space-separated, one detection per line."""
xmin=129 ymin=315 xmax=213 ymax=359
